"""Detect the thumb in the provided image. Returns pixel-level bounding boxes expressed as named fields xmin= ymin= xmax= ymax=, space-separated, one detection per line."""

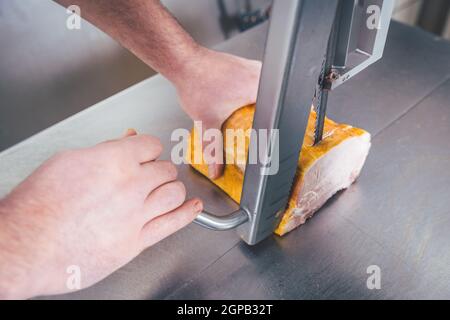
xmin=200 ymin=123 xmax=225 ymax=180
xmin=203 ymin=138 xmax=225 ymax=180
xmin=207 ymin=163 xmax=224 ymax=180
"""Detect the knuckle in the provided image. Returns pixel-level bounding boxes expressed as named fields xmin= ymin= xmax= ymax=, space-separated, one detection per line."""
xmin=170 ymin=181 xmax=186 ymax=198
xmin=94 ymin=141 xmax=121 ymax=158
xmin=54 ymin=149 xmax=73 ymax=160
xmin=51 ymin=149 xmax=80 ymax=166
xmin=141 ymin=134 xmax=163 ymax=150
xmin=104 ymin=147 xmax=137 ymax=177
xmin=160 ymin=161 xmax=178 ymax=179
xmin=163 ymin=181 xmax=186 ymax=207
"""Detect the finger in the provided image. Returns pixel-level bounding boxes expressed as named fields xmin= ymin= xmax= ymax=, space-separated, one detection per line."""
xmin=143 ymin=181 xmax=186 ymax=222
xmin=123 ymin=128 xmax=137 ymax=138
xmin=208 ymin=163 xmax=224 ymax=180
xmin=202 ymin=130 xmax=225 ymax=180
xmin=139 ymin=198 xmax=202 ymax=250
xmin=119 ymin=134 xmax=163 ymax=163
xmin=139 ymin=160 xmax=178 ymax=193
xmin=97 ymin=129 xmax=138 ymax=146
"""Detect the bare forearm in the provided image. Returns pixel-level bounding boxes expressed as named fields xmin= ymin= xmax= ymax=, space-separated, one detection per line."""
xmin=56 ymin=0 xmax=202 ymax=83
xmin=0 ymin=202 xmax=36 ymax=299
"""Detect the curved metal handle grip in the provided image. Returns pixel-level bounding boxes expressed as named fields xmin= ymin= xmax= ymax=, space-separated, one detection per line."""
xmin=194 ymin=209 xmax=249 ymax=231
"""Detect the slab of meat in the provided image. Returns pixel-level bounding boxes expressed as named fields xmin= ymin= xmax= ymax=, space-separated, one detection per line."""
xmin=188 ymin=105 xmax=371 ymax=236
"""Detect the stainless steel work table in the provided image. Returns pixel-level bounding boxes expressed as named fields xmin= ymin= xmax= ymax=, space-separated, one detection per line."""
xmin=1 ymin=21 xmax=450 ymax=299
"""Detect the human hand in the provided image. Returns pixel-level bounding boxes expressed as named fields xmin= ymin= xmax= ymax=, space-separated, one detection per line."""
xmin=173 ymin=48 xmax=262 ymax=179
xmin=0 ymin=131 xmax=202 ymax=299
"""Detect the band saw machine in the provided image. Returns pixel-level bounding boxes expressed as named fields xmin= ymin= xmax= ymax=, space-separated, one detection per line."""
xmin=193 ymin=0 xmax=394 ymax=245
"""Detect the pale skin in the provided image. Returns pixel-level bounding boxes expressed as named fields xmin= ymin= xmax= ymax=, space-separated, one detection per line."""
xmin=0 ymin=0 xmax=261 ymax=299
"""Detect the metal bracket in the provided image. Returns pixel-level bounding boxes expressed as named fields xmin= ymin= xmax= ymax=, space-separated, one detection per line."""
xmin=330 ymin=0 xmax=395 ymax=89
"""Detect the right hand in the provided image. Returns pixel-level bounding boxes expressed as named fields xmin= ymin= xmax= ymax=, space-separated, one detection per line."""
xmin=0 ymin=130 xmax=202 ymax=299
xmin=173 ymin=48 xmax=262 ymax=179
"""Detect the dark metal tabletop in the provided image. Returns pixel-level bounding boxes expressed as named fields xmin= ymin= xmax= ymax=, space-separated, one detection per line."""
xmin=1 ymin=21 xmax=449 ymax=299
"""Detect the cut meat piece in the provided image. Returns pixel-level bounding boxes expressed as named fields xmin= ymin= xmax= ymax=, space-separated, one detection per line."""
xmin=188 ymin=105 xmax=371 ymax=236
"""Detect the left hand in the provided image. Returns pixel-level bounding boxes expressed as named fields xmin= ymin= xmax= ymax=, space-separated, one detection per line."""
xmin=0 ymin=131 xmax=202 ymax=299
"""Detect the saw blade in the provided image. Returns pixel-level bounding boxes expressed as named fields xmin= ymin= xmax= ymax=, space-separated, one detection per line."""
xmin=313 ymin=5 xmax=340 ymax=145
xmin=313 ymin=56 xmax=329 ymax=145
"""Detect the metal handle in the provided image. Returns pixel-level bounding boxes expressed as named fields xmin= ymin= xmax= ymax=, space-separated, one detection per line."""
xmin=330 ymin=0 xmax=395 ymax=89
xmin=194 ymin=209 xmax=249 ymax=231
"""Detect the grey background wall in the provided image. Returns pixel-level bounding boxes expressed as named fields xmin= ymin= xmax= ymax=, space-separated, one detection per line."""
xmin=0 ymin=0 xmax=272 ymax=151
xmin=393 ymin=0 xmax=450 ymax=37
xmin=0 ymin=0 xmax=449 ymax=151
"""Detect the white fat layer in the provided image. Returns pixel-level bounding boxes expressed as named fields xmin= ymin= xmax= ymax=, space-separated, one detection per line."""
xmin=288 ymin=133 xmax=371 ymax=229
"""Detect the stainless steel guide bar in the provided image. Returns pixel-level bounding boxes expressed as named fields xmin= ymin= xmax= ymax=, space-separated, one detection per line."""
xmin=315 ymin=0 xmax=395 ymax=144
xmin=330 ymin=0 xmax=394 ymax=89
xmin=194 ymin=208 xmax=249 ymax=231
xmin=194 ymin=0 xmax=393 ymax=245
